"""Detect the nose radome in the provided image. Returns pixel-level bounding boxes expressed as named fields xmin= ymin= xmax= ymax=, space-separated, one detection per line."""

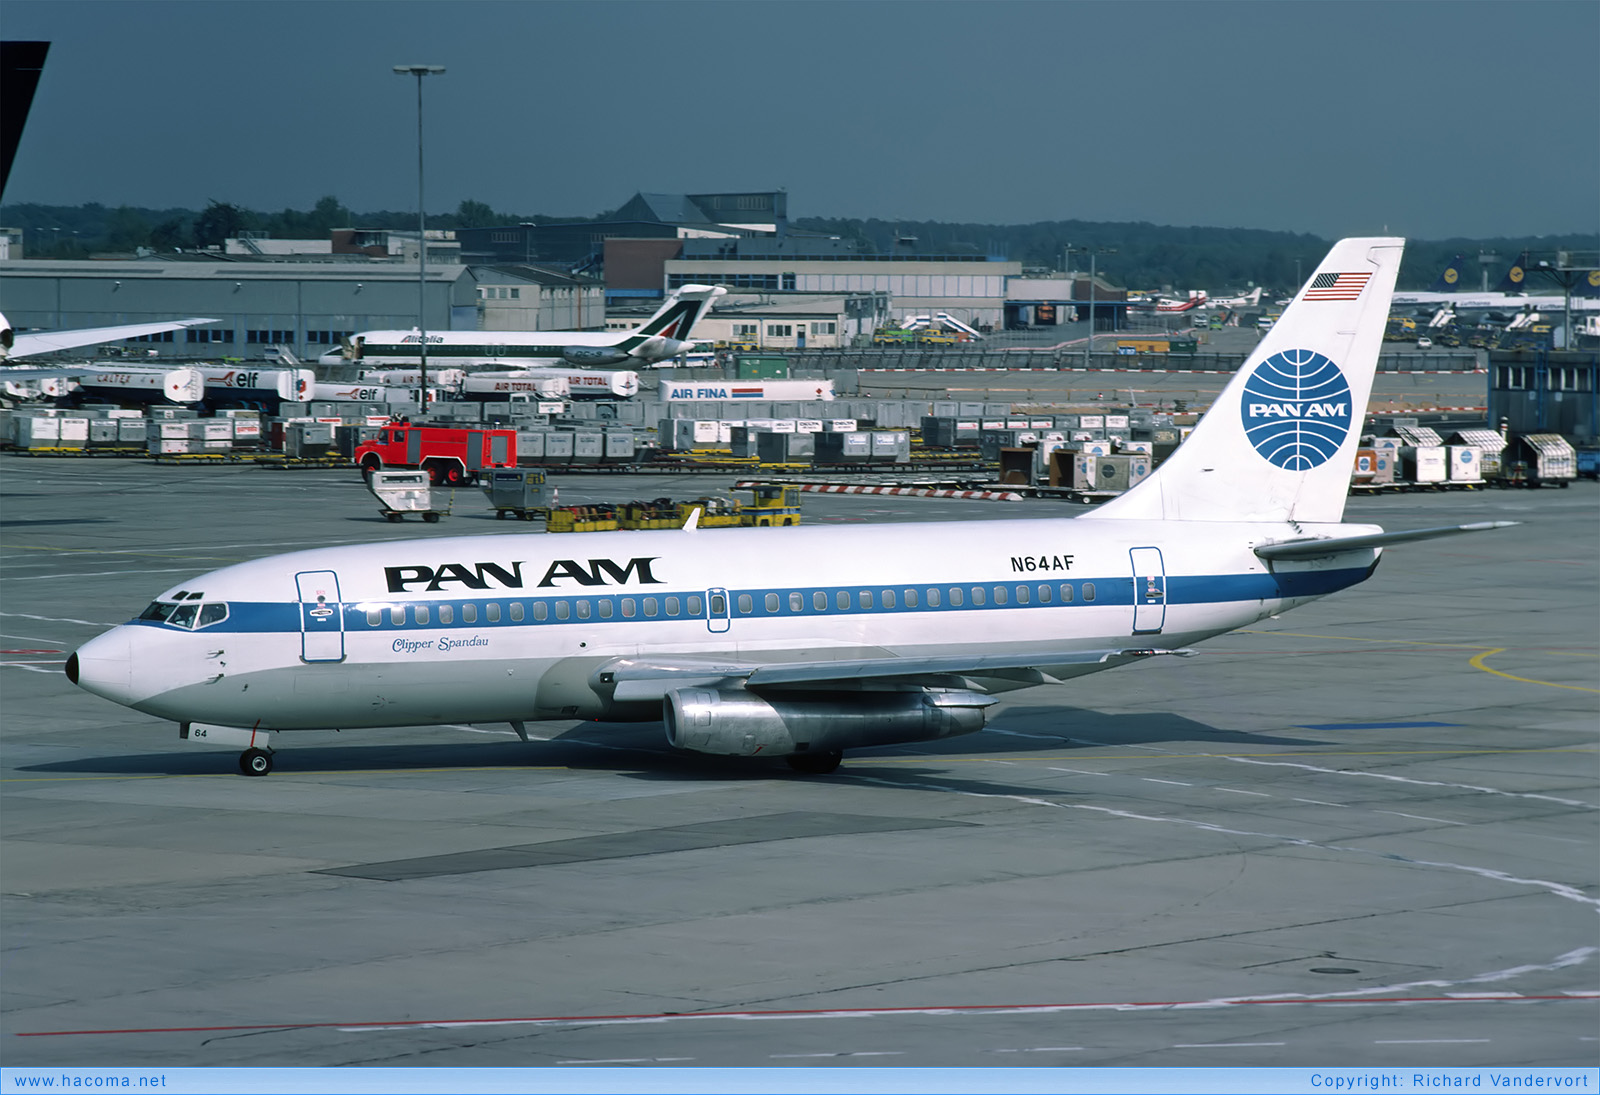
xmin=70 ymin=627 xmax=134 ymax=702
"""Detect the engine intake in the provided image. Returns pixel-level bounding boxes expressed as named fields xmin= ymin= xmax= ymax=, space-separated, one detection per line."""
xmin=662 ymin=688 xmax=993 ymax=758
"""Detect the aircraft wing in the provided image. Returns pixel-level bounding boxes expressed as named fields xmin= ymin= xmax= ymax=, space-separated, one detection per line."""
xmin=0 ymin=363 xmax=171 ymax=380
xmin=1254 ymin=521 xmax=1518 ymax=560
xmin=4 ymin=318 xmax=219 ymax=360
xmin=603 ymin=647 xmax=1195 ymax=703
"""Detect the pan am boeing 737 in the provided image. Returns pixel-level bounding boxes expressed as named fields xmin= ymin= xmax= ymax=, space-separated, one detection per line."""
xmin=68 ymin=237 xmax=1514 ymax=776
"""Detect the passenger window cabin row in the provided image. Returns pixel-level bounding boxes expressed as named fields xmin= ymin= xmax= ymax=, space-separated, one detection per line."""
xmin=361 ymin=583 xmax=1098 ymax=629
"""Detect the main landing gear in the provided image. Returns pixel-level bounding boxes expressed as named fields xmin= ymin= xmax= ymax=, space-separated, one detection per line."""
xmin=786 ymin=750 xmax=843 ymax=774
xmin=239 ymin=748 xmax=273 ymax=776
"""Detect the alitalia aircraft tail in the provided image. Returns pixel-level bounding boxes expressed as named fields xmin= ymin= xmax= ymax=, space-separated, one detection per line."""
xmin=1087 ymin=236 xmax=1403 ymax=526
xmin=630 ymin=285 xmax=726 ymax=342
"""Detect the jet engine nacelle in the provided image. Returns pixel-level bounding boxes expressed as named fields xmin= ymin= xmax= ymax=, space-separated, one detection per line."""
xmin=662 ymin=688 xmax=993 ymax=758
xmin=562 ymin=346 xmax=630 ymax=367
xmin=629 ymin=336 xmax=693 ymax=362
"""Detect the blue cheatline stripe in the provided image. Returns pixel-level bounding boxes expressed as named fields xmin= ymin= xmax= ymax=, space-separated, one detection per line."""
xmin=123 ymin=568 xmax=1374 ymax=636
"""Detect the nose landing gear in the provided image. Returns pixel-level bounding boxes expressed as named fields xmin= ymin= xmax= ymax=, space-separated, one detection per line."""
xmin=239 ymin=747 xmax=274 ymax=776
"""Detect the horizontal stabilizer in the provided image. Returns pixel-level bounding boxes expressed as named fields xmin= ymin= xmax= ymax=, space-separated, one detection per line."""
xmin=1254 ymin=521 xmax=1519 ymax=560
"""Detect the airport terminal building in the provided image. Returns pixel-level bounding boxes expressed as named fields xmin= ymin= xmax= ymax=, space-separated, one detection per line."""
xmin=0 ymin=259 xmax=605 ymax=362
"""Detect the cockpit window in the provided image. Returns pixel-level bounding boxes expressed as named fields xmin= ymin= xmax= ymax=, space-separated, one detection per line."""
xmin=139 ymin=600 xmax=229 ymax=629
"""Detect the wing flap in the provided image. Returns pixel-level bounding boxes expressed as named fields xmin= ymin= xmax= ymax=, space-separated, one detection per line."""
xmin=601 ymin=648 xmax=1195 ymax=703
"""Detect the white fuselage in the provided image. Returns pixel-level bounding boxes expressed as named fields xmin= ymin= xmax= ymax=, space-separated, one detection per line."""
xmin=70 ymin=516 xmax=1380 ymax=733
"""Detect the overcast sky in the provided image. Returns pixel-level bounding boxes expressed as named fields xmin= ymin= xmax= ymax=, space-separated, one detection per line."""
xmin=4 ymin=0 xmax=1597 ymax=241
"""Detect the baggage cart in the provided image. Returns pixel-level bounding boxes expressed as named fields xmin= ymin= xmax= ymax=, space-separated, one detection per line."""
xmin=368 ymin=469 xmax=449 ymax=523
xmin=481 ymin=469 xmax=547 ymax=520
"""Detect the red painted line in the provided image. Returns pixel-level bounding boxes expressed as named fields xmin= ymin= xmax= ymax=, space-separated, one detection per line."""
xmin=16 ymin=995 xmax=1587 ymax=1037
xmin=1 ymin=649 xmax=62 ymax=655
xmin=736 ymin=479 xmax=1019 ymax=502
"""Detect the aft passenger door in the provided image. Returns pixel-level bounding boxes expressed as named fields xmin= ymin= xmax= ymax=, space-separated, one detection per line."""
xmin=1129 ymin=547 xmax=1166 ymax=635
xmin=295 ymin=570 xmax=345 ymax=662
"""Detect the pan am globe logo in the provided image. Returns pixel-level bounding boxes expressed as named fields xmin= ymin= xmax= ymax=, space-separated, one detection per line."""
xmin=1240 ymin=349 xmax=1353 ymax=470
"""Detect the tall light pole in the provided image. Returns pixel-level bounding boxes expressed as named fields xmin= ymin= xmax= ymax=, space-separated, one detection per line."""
xmin=1066 ymin=244 xmax=1116 ymax=369
xmin=394 ymin=64 xmax=444 ymax=408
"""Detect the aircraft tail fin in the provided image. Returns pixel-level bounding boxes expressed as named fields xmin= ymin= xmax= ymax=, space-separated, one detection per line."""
xmin=1576 ymin=267 xmax=1600 ymax=299
xmin=1085 ymin=236 xmax=1404 ymax=526
xmin=1495 ymin=250 xmax=1531 ymax=293
xmin=1427 ymin=254 xmax=1468 ymax=293
xmin=634 ymin=284 xmax=726 ymax=341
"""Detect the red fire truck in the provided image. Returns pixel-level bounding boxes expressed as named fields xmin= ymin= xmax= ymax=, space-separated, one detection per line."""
xmin=353 ymin=424 xmax=517 ymax=485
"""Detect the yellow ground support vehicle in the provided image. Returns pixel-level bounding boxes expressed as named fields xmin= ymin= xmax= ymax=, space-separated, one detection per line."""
xmin=551 ymin=488 xmax=801 ymax=533
xmin=546 ymin=505 xmax=619 ymax=533
xmin=617 ymin=499 xmax=680 ymax=530
xmin=677 ymin=496 xmax=745 ymax=528
xmin=742 ymin=484 xmax=802 ymax=526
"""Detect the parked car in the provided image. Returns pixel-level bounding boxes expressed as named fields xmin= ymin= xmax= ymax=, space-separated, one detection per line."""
xmin=1416 ymin=336 xmax=1433 ymax=349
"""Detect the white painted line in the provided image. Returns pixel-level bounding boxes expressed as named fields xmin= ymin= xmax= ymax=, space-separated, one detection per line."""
xmin=1 ymin=631 xmax=73 ymax=644
xmin=1378 ymin=810 xmax=1463 ymax=826
xmin=771 ymin=1051 xmax=904 ymax=1058
xmin=1217 ymin=788 xmax=1272 ymax=797
xmin=1230 ymin=755 xmax=1599 ymax=811
xmin=1375 ymin=1039 xmax=1489 ymax=1045
xmin=559 ymin=1057 xmax=694 ymax=1064
xmin=0 ymin=612 xmax=116 ymax=628
xmin=1445 ymin=993 xmax=1524 ymax=999
xmin=4 ymin=567 xmax=204 ymax=582
xmin=1292 ymin=798 xmax=1348 ymax=807
xmin=1173 ymin=1042 xmax=1286 ymax=1048
xmin=988 ymin=728 xmax=1067 ymax=742
xmin=1048 ymin=767 xmax=1110 ymax=777
xmin=1143 ymin=778 xmax=1192 ymax=787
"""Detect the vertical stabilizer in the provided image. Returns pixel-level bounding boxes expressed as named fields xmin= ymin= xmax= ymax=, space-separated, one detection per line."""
xmin=633 ymin=284 xmax=726 ymax=340
xmin=1495 ymin=250 xmax=1531 ymax=294
xmin=1427 ymin=253 xmax=1468 ymax=293
xmin=1086 ymin=236 xmax=1403 ymax=525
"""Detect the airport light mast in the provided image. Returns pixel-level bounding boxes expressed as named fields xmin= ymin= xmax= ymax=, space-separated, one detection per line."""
xmin=393 ymin=64 xmax=445 ymax=408
xmin=1066 ymin=244 xmax=1116 ymax=370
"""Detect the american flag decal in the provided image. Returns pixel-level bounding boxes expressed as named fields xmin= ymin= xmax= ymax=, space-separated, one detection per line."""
xmin=1304 ymin=271 xmax=1372 ymax=301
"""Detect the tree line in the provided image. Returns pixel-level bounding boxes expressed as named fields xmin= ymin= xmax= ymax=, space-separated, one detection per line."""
xmin=0 ymin=197 xmax=551 ymax=260
xmin=2 ymin=198 xmax=1592 ymax=293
